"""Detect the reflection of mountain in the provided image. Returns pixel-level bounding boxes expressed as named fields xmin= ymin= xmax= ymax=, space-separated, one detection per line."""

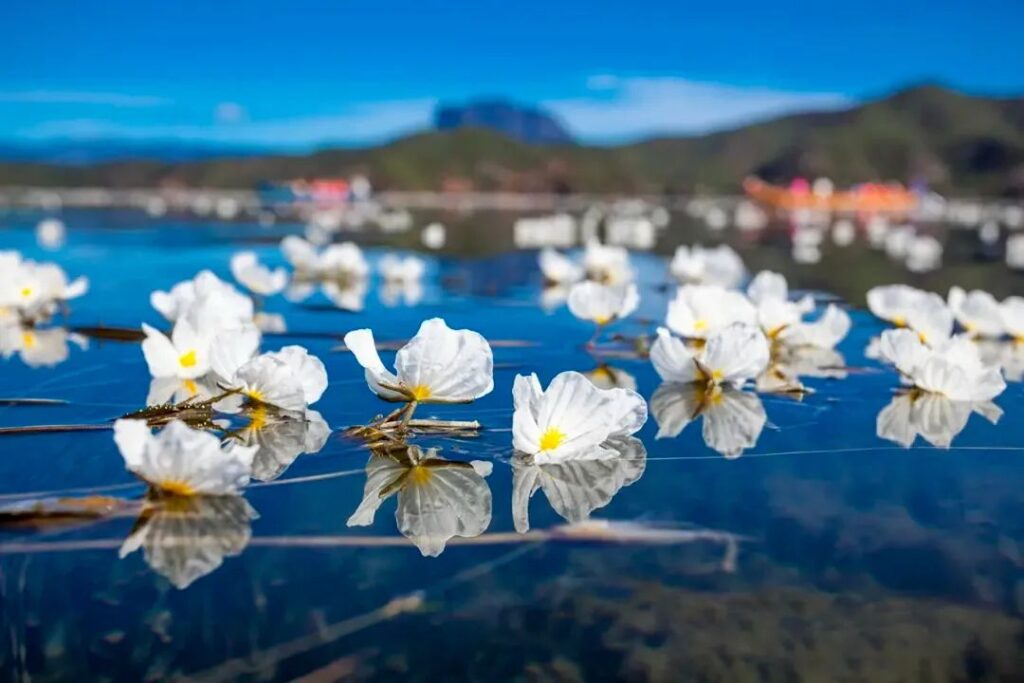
xmin=3 ymin=85 xmax=1023 ymax=194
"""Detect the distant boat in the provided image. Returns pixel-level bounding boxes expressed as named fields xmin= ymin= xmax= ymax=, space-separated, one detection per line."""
xmin=743 ymin=177 xmax=917 ymax=214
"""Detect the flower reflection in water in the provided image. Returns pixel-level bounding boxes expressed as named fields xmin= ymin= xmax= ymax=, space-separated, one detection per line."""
xmin=511 ymin=436 xmax=646 ymax=533
xmin=231 ymin=405 xmax=331 ymax=481
xmin=380 ymin=279 xmax=423 ymax=307
xmin=876 ymin=389 xmax=1002 ymax=448
xmin=651 ymin=382 xmax=766 ymax=458
xmin=0 ymin=325 xmax=88 ymax=368
xmin=584 ymin=364 xmax=638 ymax=391
xmin=757 ymin=345 xmax=848 ymax=395
xmin=285 ymin=277 xmax=369 ymax=312
xmin=348 ymin=445 xmax=492 ymax=557
xmin=120 ymin=495 xmax=258 ymax=590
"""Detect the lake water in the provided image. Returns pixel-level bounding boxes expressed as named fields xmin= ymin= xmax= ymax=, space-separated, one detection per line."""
xmin=1 ymin=208 xmax=1023 ymax=681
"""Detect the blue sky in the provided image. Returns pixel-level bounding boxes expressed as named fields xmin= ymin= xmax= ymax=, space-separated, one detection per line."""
xmin=2 ymin=0 xmax=1023 ymax=148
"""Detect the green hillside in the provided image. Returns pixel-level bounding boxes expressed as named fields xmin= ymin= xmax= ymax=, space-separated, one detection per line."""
xmin=1 ymin=85 xmax=1022 ymax=195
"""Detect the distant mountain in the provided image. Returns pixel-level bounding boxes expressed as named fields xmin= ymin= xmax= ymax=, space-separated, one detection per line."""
xmin=1 ymin=85 xmax=1022 ymax=195
xmin=435 ymin=99 xmax=574 ymax=145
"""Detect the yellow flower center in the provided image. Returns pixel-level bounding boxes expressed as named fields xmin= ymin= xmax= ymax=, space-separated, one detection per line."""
xmin=158 ymin=480 xmax=196 ymax=497
xmin=918 ymin=332 xmax=928 ymax=345
xmin=179 ymin=349 xmax=198 ymax=368
xmin=594 ymin=315 xmax=611 ymax=325
xmin=20 ymin=287 xmax=32 ymax=299
xmin=710 ymin=369 xmax=725 ymax=383
xmin=893 ymin=315 xmax=906 ymax=327
xmin=247 ymin=389 xmax=265 ymax=403
xmin=693 ymin=318 xmax=708 ymax=333
xmin=410 ymin=384 xmax=432 ymax=401
xmin=408 ymin=465 xmax=432 ymax=485
xmin=539 ymin=427 xmax=566 ymax=451
xmin=21 ymin=331 xmax=36 ymax=349
xmin=248 ymin=405 xmax=268 ymax=431
xmin=183 ymin=379 xmax=198 ymax=395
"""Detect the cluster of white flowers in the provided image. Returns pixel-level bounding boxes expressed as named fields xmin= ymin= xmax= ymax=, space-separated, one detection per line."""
xmin=143 ymin=269 xmax=328 ymax=415
xmin=867 ymin=284 xmax=1022 ymax=385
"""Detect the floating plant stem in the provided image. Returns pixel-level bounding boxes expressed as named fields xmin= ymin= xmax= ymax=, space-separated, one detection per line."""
xmin=120 ymin=388 xmax=242 ymax=429
xmin=0 ymin=424 xmax=111 ymax=436
xmin=70 ymin=325 xmax=147 ymax=343
xmin=0 ymin=398 xmax=69 ymax=406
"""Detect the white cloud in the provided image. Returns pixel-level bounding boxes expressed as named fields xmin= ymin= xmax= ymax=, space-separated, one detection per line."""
xmin=546 ymin=77 xmax=852 ymax=141
xmin=0 ymin=90 xmax=173 ymax=107
xmin=19 ymin=99 xmax=436 ymax=147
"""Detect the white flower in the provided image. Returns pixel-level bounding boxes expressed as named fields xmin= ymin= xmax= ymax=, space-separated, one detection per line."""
xmin=512 ymin=371 xmax=647 ymax=464
xmin=947 ymin=287 xmax=1003 ymax=338
xmin=905 ymin=235 xmax=942 ymax=273
xmin=868 ymin=285 xmax=952 ymax=346
xmin=214 ymin=345 xmax=327 ymax=412
xmin=230 ymin=251 xmax=287 ymax=296
xmin=141 ymin=319 xmax=215 ymax=380
xmin=421 ymin=222 xmax=447 ymax=250
xmin=151 ymin=270 xmax=254 ymax=333
xmin=650 ymin=324 xmax=769 ymax=389
xmin=867 ymin=284 xmax=925 ymax=327
xmin=0 ymin=256 xmax=88 ymax=320
xmin=583 ymin=239 xmax=633 ymax=284
xmin=650 ymin=382 xmax=766 ymax=458
xmin=777 ymin=304 xmax=852 ymax=350
xmin=538 ymin=248 xmax=584 ymax=285
xmin=878 ymin=329 xmax=1005 ymax=401
xmin=348 ymin=446 xmax=492 ymax=557
xmin=665 ymin=284 xmax=756 ymax=339
xmin=746 ymin=271 xmax=815 ymax=338
xmin=113 ymin=419 xmax=256 ymax=496
xmin=877 ymin=391 xmax=1001 ymax=449
xmin=1001 ymin=296 xmax=1024 ymax=341
xmin=379 ymin=254 xmax=426 ymax=283
xmin=344 ymin=318 xmax=494 ymax=403
xmin=36 ymin=218 xmax=65 ymax=250
xmin=281 ymin=236 xmax=369 ymax=279
xmin=511 ymin=436 xmax=646 ymax=532
xmin=567 ymin=281 xmax=639 ymax=325
xmin=670 ymin=244 xmax=745 ymax=288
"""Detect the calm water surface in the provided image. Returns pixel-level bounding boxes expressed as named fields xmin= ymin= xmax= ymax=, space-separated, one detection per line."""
xmin=1 ymin=209 xmax=1023 ymax=681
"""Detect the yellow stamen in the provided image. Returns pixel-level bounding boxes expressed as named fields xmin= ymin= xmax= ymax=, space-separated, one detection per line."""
xmin=157 ymin=480 xmax=196 ymax=497
xmin=409 ymin=466 xmax=432 ymax=485
xmin=918 ymin=332 xmax=928 ymax=345
xmin=711 ymin=369 xmax=725 ymax=383
xmin=693 ymin=319 xmax=708 ymax=332
xmin=594 ymin=315 xmax=611 ymax=325
xmin=410 ymin=384 xmax=432 ymax=401
xmin=247 ymin=389 xmax=265 ymax=403
xmin=247 ymin=405 xmax=268 ymax=431
xmin=19 ymin=287 xmax=32 ymax=299
xmin=183 ymin=379 xmax=198 ymax=395
xmin=539 ymin=427 xmax=566 ymax=451
xmin=893 ymin=315 xmax=906 ymax=327
xmin=179 ymin=350 xmax=197 ymax=368
xmin=21 ymin=331 xmax=35 ymax=349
